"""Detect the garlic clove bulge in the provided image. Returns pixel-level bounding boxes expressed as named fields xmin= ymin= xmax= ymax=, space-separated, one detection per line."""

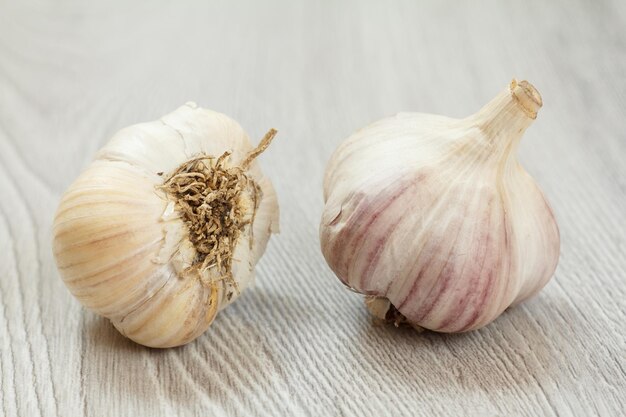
xmin=53 ymin=103 xmax=279 ymax=348
xmin=320 ymin=80 xmax=559 ymax=333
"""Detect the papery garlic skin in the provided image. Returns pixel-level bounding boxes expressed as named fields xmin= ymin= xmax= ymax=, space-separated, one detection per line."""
xmin=53 ymin=103 xmax=279 ymax=347
xmin=320 ymin=81 xmax=559 ymax=332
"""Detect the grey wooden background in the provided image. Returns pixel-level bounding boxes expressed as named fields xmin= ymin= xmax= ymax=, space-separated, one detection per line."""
xmin=1 ymin=0 xmax=625 ymax=416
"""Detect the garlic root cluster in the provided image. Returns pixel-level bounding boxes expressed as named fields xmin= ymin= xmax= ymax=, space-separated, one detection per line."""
xmin=320 ymin=80 xmax=560 ymax=332
xmin=53 ymin=103 xmax=279 ymax=347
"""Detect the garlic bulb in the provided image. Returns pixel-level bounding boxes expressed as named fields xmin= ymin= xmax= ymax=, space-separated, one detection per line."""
xmin=53 ymin=103 xmax=279 ymax=347
xmin=320 ymin=80 xmax=559 ymax=332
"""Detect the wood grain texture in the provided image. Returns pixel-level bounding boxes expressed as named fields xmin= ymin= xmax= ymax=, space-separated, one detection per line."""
xmin=1 ymin=0 xmax=625 ymax=416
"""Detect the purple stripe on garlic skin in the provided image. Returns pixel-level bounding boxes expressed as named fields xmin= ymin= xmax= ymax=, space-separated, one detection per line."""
xmin=320 ymin=80 xmax=560 ymax=332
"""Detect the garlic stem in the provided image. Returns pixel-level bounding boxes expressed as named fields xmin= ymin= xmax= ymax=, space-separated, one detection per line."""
xmin=511 ymin=80 xmax=543 ymax=118
xmin=470 ymin=79 xmax=543 ymax=162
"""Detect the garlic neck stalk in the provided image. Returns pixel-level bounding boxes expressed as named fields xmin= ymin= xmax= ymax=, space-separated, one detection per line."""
xmin=468 ymin=80 xmax=543 ymax=165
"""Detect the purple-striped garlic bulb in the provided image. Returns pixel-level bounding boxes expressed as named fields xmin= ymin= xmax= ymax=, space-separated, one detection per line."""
xmin=320 ymin=80 xmax=560 ymax=332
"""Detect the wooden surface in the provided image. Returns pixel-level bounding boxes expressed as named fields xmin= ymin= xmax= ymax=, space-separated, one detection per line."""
xmin=1 ymin=1 xmax=625 ymax=416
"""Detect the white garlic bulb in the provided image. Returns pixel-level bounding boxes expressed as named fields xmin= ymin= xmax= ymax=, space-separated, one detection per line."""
xmin=53 ymin=103 xmax=279 ymax=347
xmin=320 ymin=80 xmax=560 ymax=332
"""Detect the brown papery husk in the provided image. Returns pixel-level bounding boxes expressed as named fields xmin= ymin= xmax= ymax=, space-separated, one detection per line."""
xmin=159 ymin=129 xmax=277 ymax=297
